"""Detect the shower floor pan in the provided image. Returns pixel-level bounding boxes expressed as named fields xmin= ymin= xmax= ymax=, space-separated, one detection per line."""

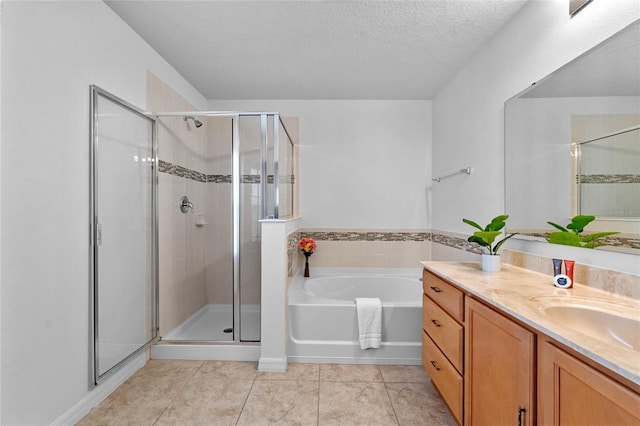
xmin=151 ymin=304 xmax=261 ymax=361
xmin=162 ymin=303 xmax=260 ymax=341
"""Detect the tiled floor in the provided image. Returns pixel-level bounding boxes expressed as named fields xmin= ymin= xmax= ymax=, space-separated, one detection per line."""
xmin=77 ymin=360 xmax=456 ymax=426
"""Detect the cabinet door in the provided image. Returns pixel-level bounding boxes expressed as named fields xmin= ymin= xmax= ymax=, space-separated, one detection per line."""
xmin=539 ymin=341 xmax=640 ymax=425
xmin=465 ymin=298 xmax=535 ymax=426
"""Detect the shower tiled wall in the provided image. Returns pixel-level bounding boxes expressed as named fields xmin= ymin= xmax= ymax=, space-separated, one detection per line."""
xmin=147 ymin=71 xmax=231 ymax=335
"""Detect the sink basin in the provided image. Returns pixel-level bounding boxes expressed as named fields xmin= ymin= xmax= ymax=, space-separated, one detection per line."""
xmin=533 ymin=297 xmax=640 ymax=351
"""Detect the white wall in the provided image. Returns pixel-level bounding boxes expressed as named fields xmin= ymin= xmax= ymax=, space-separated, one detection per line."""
xmin=208 ymin=100 xmax=432 ymax=229
xmin=432 ymin=0 xmax=639 ymax=273
xmin=1 ymin=2 xmax=205 ymax=424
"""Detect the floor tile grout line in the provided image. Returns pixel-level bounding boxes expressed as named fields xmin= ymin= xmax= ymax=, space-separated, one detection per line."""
xmin=379 ymin=365 xmax=403 ymax=425
xmin=383 ymin=381 xmax=402 ymax=426
xmin=152 ymin=360 xmax=206 ymax=425
xmin=234 ymin=372 xmax=258 ymax=425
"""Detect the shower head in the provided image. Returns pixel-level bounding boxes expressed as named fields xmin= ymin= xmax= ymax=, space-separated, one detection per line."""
xmin=183 ymin=116 xmax=203 ymax=128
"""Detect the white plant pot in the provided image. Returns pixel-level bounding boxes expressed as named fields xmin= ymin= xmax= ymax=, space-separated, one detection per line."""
xmin=482 ymin=254 xmax=501 ymax=272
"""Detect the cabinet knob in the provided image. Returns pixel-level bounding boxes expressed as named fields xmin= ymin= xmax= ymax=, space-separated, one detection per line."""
xmin=518 ymin=406 xmax=526 ymax=426
xmin=431 ymin=319 xmax=442 ymax=327
xmin=430 ymin=360 xmax=441 ymax=371
xmin=430 ymin=286 xmax=442 ymax=293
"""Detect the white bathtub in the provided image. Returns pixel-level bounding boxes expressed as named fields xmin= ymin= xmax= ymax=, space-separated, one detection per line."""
xmin=288 ymin=267 xmax=423 ymax=364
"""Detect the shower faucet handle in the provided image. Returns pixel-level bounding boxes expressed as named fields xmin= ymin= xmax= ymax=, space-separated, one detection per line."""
xmin=180 ymin=196 xmax=194 ymax=213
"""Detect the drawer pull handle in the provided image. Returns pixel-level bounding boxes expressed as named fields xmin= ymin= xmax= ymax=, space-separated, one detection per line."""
xmin=431 ymin=319 xmax=442 ymax=327
xmin=518 ymin=406 xmax=526 ymax=426
xmin=430 ymin=360 xmax=441 ymax=371
xmin=430 ymin=286 xmax=442 ymax=293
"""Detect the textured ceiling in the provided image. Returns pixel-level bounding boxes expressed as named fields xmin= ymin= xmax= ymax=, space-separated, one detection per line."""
xmin=105 ymin=0 xmax=528 ymax=100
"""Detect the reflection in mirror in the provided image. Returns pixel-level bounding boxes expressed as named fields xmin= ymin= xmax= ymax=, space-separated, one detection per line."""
xmin=505 ymin=21 xmax=640 ymax=254
xmin=575 ymin=125 xmax=640 ymax=219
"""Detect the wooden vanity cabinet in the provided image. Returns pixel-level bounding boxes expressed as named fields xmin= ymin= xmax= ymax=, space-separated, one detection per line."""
xmin=422 ymin=270 xmax=465 ymax=425
xmin=538 ymin=340 xmax=640 ymax=425
xmin=465 ymin=297 xmax=536 ymax=426
xmin=422 ymin=266 xmax=640 ymax=426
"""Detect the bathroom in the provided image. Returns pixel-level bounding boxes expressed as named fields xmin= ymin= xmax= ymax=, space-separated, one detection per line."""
xmin=1 ymin=0 xmax=639 ymax=424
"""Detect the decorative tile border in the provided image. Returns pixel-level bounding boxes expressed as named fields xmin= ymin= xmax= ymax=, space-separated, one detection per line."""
xmin=297 ymin=231 xmax=430 ymax=242
xmin=159 ymin=159 xmax=294 ymax=184
xmin=580 ymin=174 xmax=640 ymax=184
xmin=158 ymin=160 xmax=207 ymax=182
xmin=209 ymin=174 xmax=232 ymax=183
xmin=430 ymin=232 xmax=484 ymax=255
xmin=431 ymin=229 xmax=639 ymax=252
xmin=510 ymin=231 xmax=640 ymax=251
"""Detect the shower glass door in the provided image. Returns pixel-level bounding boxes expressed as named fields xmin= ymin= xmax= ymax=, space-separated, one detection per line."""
xmin=90 ymin=86 xmax=158 ymax=383
xmin=237 ymin=115 xmax=263 ymax=341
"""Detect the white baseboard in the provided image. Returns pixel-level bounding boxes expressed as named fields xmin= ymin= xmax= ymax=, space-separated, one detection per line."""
xmin=52 ymin=352 xmax=146 ymax=425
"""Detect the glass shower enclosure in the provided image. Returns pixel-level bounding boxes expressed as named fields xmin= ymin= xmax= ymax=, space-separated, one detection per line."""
xmin=154 ymin=112 xmax=295 ymax=344
xmin=89 ymin=86 xmax=159 ymax=384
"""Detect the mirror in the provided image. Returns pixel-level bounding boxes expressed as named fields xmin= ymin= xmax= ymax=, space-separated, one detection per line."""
xmin=505 ymin=21 xmax=640 ymax=254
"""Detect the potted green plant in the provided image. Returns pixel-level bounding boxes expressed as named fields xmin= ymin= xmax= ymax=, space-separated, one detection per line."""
xmin=463 ymin=215 xmax=518 ymax=272
xmin=546 ymin=215 xmax=618 ymax=248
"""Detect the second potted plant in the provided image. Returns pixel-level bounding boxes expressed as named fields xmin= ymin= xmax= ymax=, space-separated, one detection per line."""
xmin=463 ymin=215 xmax=518 ymax=272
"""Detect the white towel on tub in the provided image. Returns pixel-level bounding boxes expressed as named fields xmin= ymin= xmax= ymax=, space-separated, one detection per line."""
xmin=355 ymin=297 xmax=382 ymax=349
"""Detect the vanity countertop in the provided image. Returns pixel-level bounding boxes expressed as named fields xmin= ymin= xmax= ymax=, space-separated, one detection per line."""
xmin=420 ymin=261 xmax=640 ymax=387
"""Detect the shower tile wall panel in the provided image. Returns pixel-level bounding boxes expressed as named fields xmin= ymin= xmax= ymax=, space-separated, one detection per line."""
xmin=206 ymin=183 xmax=233 ymax=304
xmin=148 ymin=72 xmax=210 ymax=336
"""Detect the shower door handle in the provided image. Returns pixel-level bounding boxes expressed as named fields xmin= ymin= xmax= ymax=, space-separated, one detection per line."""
xmin=96 ymin=223 xmax=103 ymax=246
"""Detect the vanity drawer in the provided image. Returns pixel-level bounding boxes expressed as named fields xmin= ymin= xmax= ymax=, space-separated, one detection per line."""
xmin=423 ymin=295 xmax=464 ymax=373
xmin=423 ymin=269 xmax=464 ymax=322
xmin=422 ymin=331 xmax=463 ymax=425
